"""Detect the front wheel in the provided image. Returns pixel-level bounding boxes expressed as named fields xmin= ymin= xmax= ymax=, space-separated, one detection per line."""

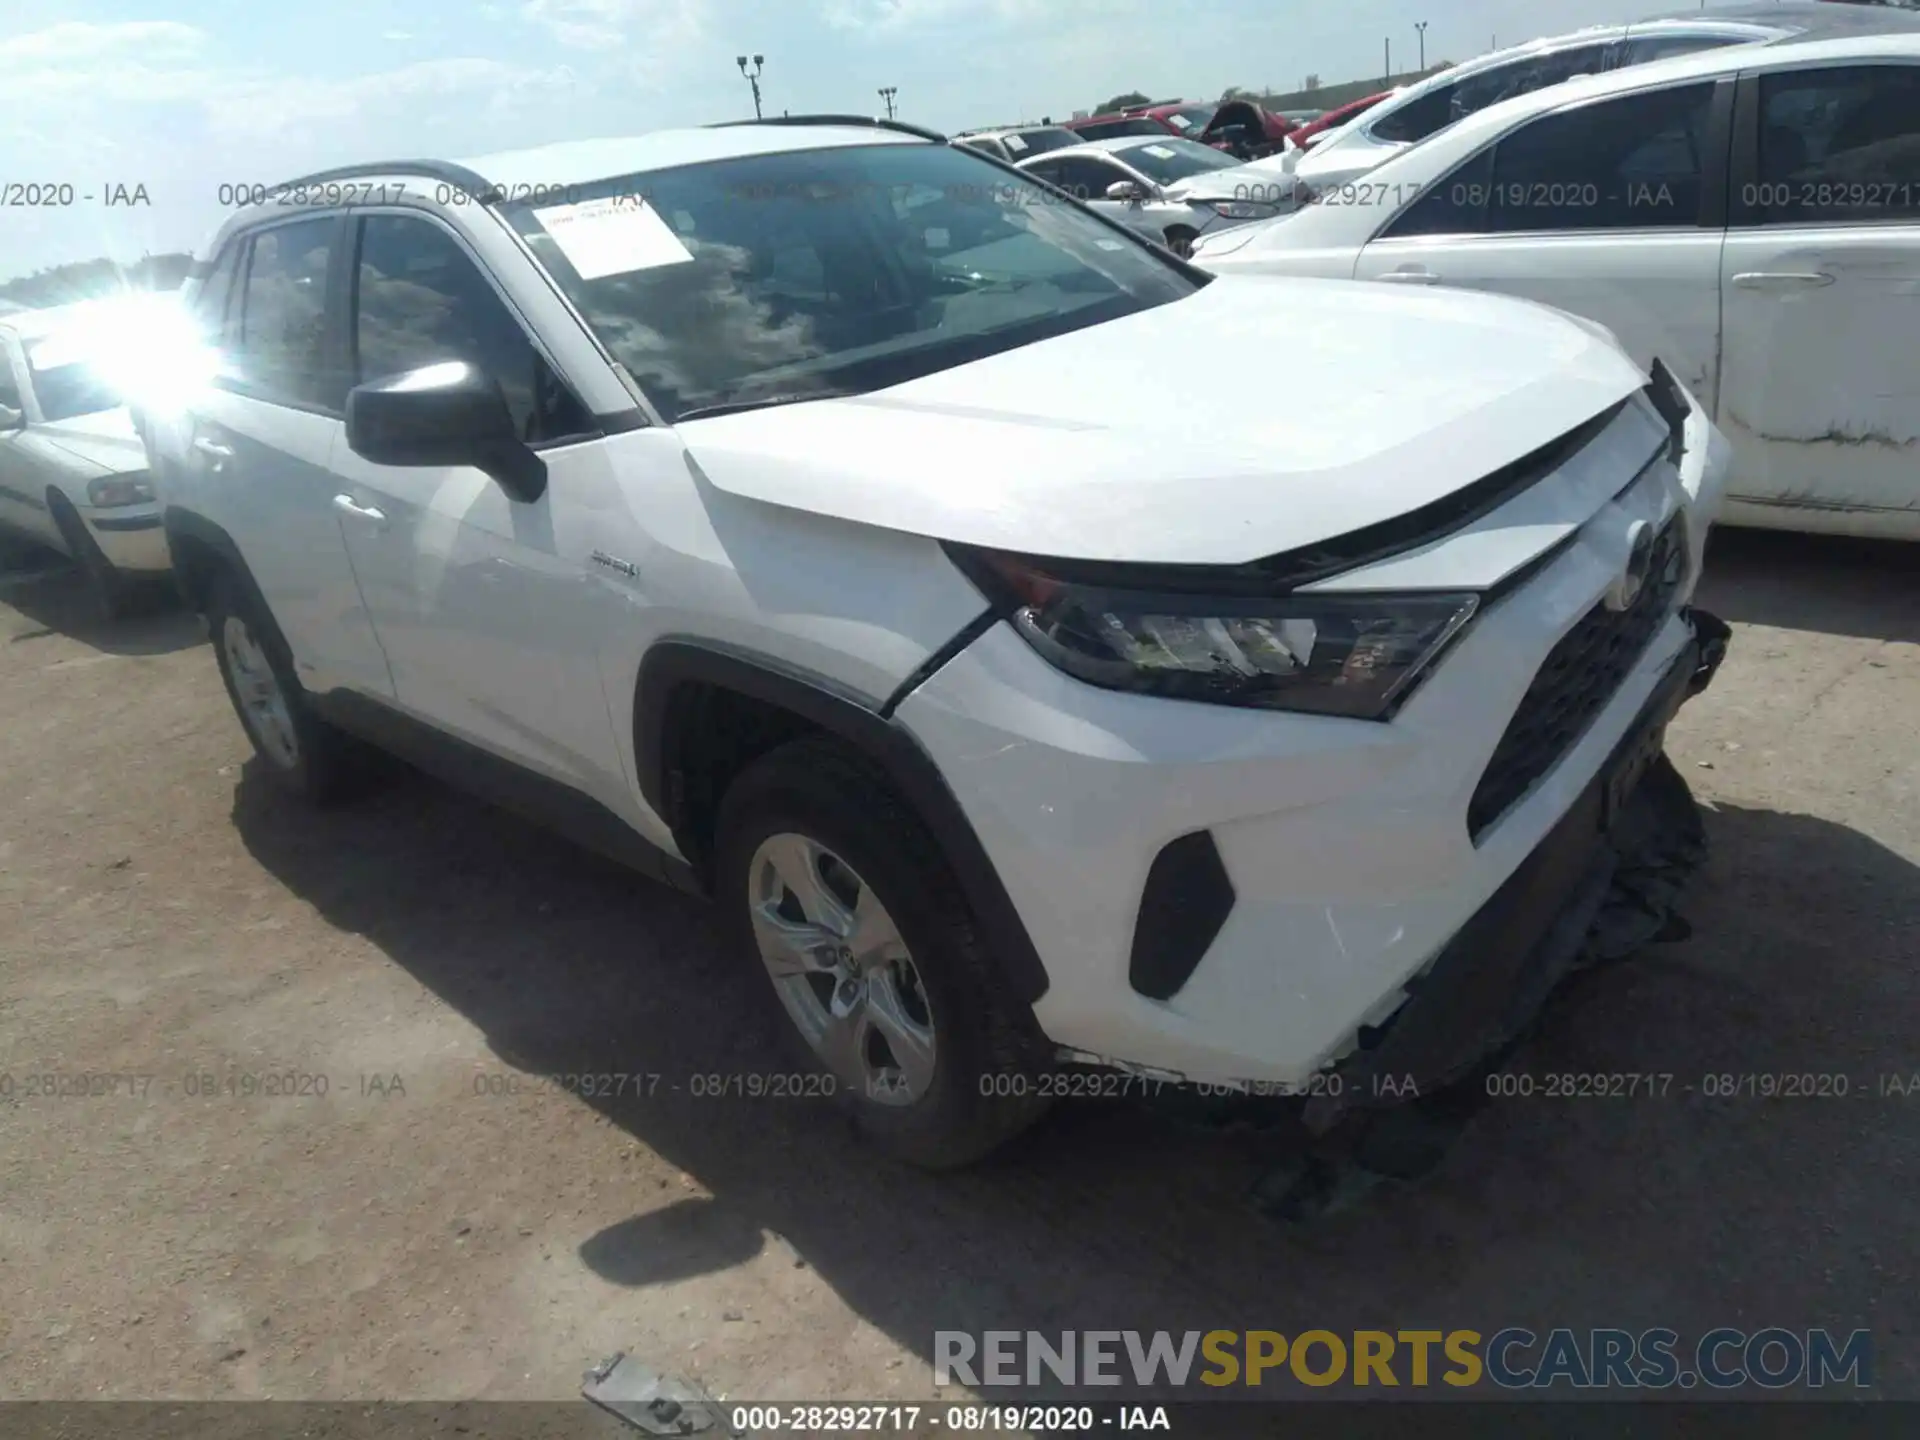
xmin=714 ymin=737 xmax=1050 ymax=1169
xmin=1164 ymin=226 xmax=1198 ymax=258
xmin=206 ymin=571 xmax=372 ymax=804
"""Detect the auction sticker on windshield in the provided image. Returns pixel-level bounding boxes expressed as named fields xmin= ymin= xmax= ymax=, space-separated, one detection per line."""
xmin=1142 ymin=145 xmax=1176 ymax=158
xmin=531 ymin=195 xmax=693 ymax=279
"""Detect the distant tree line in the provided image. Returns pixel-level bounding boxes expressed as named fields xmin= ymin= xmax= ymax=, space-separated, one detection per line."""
xmin=0 ymin=252 xmax=194 ymax=312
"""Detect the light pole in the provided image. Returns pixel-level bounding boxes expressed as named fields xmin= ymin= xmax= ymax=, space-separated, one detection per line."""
xmin=1384 ymin=36 xmax=1392 ymax=84
xmin=878 ymin=85 xmax=897 ymax=119
xmin=1415 ymin=21 xmax=1428 ymax=71
xmin=735 ymin=54 xmax=764 ymax=120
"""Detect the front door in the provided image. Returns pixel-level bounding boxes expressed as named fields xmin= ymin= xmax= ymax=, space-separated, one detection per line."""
xmin=326 ymin=209 xmax=628 ymax=796
xmin=1356 ymin=79 xmax=1729 ymax=406
xmin=1717 ymin=61 xmax=1920 ymax=535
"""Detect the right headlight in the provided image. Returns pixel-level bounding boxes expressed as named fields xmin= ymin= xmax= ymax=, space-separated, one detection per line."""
xmin=950 ymin=548 xmax=1478 ymax=721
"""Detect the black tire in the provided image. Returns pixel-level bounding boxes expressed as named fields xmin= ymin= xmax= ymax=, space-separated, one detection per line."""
xmin=714 ymin=736 xmax=1051 ymax=1169
xmin=205 ymin=568 xmax=371 ymax=805
xmin=48 ymin=493 xmax=137 ymax=621
xmin=1164 ymin=226 xmax=1198 ymax=258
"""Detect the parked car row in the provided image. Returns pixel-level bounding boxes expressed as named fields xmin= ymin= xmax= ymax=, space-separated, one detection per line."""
xmin=1197 ymin=8 xmax=1920 ymax=539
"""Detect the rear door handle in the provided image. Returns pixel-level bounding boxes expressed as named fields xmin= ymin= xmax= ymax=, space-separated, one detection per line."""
xmin=1731 ymin=271 xmax=1835 ymax=291
xmin=332 ymin=494 xmax=388 ymax=526
xmin=191 ymin=435 xmax=233 ymax=467
xmin=1377 ymin=267 xmax=1441 ymax=285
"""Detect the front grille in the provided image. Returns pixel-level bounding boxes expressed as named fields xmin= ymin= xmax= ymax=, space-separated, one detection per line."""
xmin=1467 ymin=517 xmax=1686 ymax=842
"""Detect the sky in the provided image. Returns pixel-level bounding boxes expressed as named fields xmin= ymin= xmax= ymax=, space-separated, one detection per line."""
xmin=0 ymin=0 xmax=1786 ymax=278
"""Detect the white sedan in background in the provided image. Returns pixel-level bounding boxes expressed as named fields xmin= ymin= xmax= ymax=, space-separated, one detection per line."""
xmin=1195 ymin=29 xmax=1920 ymax=541
xmin=0 ymin=300 xmax=174 ymax=614
xmin=1015 ymin=136 xmax=1305 ymax=256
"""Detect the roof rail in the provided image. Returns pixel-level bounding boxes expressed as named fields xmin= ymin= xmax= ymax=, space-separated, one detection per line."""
xmin=708 ymin=113 xmax=948 ymax=143
xmin=257 ymin=159 xmax=504 ymax=202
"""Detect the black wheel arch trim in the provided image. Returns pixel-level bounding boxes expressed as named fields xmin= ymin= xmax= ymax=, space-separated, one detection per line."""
xmin=161 ymin=505 xmax=275 ymax=622
xmin=634 ymin=636 xmax=1051 ymax=1007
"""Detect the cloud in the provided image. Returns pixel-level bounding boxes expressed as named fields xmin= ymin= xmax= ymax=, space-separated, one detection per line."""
xmin=521 ymin=0 xmax=704 ymax=49
xmin=0 ymin=20 xmax=218 ymax=105
xmin=202 ymin=57 xmax=591 ymax=138
xmin=0 ymin=21 xmax=204 ymax=68
xmin=821 ymin=0 xmax=1110 ymax=31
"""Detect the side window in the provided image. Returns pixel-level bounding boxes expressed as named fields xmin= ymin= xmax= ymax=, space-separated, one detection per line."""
xmin=195 ymin=241 xmax=245 ymax=342
xmin=1443 ymin=44 xmax=1616 ymax=131
xmin=1050 ymin=156 xmax=1127 ymax=199
xmin=1479 ymin=82 xmax=1715 ymax=233
xmin=1619 ymin=34 xmax=1739 ymax=67
xmin=1369 ymin=86 xmax=1463 ymax=145
xmin=1744 ymin=65 xmax=1920 ymax=224
xmin=1381 ymin=148 xmax=1495 ymax=238
xmin=352 ymin=213 xmax=593 ymax=445
xmin=231 ymin=218 xmax=337 ymax=409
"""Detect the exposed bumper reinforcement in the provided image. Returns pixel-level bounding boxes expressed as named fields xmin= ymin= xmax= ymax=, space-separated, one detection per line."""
xmin=1303 ymin=606 xmax=1729 ymax=1132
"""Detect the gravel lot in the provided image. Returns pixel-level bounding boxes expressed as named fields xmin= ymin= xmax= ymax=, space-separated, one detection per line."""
xmin=0 ymin=525 xmax=1915 ymax=1410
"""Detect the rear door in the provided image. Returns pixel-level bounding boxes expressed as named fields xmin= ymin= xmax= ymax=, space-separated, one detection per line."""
xmin=1355 ymin=78 xmax=1732 ymax=404
xmin=196 ymin=215 xmax=394 ymax=697
xmin=1717 ymin=60 xmax=1920 ymax=533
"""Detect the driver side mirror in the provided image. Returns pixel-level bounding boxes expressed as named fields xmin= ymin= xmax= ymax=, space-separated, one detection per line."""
xmin=0 ymin=403 xmax=22 ymax=431
xmin=1105 ymin=179 xmax=1148 ymax=205
xmin=345 ymin=361 xmax=547 ymax=504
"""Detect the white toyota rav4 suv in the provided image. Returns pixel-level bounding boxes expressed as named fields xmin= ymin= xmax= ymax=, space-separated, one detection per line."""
xmin=145 ymin=116 xmax=1733 ymax=1169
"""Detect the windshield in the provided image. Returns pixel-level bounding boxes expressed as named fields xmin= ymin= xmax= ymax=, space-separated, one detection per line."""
xmin=1162 ymin=106 xmax=1217 ymax=134
xmin=1116 ymin=138 xmax=1243 ymax=183
xmin=501 ymin=141 xmax=1197 ymax=422
xmin=26 ymin=359 xmax=121 ymax=421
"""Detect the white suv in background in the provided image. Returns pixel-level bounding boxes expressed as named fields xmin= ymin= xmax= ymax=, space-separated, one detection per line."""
xmin=0 ymin=302 xmax=173 ymax=616
xmin=146 ymin=116 xmax=1731 ymax=1169
xmin=1290 ymin=7 xmax=1822 ymax=198
xmin=1196 ymin=27 xmax=1920 ymax=539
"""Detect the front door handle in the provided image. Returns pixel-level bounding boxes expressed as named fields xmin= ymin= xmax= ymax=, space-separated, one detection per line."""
xmin=1731 ymin=271 xmax=1835 ymax=291
xmin=1377 ymin=267 xmax=1441 ymax=285
xmin=332 ymin=494 xmax=388 ymax=526
xmin=191 ymin=435 xmax=233 ymax=468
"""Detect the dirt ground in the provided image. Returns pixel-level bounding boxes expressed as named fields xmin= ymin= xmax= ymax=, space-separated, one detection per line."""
xmin=0 ymin=524 xmax=1915 ymax=1413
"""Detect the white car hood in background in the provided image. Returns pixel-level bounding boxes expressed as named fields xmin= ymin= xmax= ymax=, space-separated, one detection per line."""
xmin=30 ymin=406 xmax=146 ymax=476
xmin=681 ymin=276 xmax=1647 ymax=565
xmin=1164 ymin=165 xmax=1302 ymax=205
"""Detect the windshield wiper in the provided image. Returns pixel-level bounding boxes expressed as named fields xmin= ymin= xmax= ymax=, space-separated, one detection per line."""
xmin=674 ymin=388 xmax=857 ymax=423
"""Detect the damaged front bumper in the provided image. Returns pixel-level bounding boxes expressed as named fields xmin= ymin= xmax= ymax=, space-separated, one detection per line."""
xmin=1303 ymin=606 xmax=1732 ymax=1132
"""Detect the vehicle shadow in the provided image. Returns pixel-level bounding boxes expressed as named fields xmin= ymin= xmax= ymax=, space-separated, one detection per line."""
xmin=230 ymin=760 xmax=1920 ymax=1395
xmin=0 ymin=537 xmax=199 ymax=657
xmin=1698 ymin=527 xmax=1920 ymax=645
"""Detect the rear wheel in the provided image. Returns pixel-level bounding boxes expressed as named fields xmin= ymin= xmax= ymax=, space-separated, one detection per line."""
xmin=714 ymin=737 xmax=1050 ymax=1169
xmin=206 ymin=570 xmax=371 ymax=804
xmin=47 ymin=493 xmax=135 ymax=621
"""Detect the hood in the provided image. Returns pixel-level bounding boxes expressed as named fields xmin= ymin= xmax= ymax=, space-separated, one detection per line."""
xmin=31 ymin=406 xmax=146 ymax=475
xmin=679 ymin=275 xmax=1646 ymax=566
xmin=1165 ymin=162 xmax=1302 ymax=204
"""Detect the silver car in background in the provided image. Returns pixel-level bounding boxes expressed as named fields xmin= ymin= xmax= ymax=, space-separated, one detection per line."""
xmin=0 ymin=301 xmax=171 ymax=617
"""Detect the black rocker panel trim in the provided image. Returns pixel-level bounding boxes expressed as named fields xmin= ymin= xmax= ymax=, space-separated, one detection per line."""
xmin=308 ymin=690 xmax=697 ymax=892
xmin=634 ymin=637 xmax=1051 ymax=1006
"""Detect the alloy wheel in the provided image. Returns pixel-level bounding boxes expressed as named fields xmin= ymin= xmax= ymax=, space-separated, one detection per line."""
xmin=746 ymin=832 xmax=938 ymax=1106
xmin=222 ymin=615 xmax=299 ymax=770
